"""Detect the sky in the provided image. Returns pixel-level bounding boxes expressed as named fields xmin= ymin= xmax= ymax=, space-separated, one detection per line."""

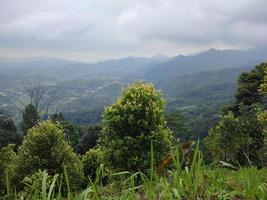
xmin=0 ymin=0 xmax=266 ymax=62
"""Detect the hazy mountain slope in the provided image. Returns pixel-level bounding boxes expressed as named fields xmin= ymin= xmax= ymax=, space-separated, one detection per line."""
xmin=0 ymin=54 xmax=169 ymax=80
xmin=161 ymin=66 xmax=251 ymax=97
xmin=158 ymin=65 xmax=254 ymax=138
xmin=144 ymin=47 xmax=267 ymax=81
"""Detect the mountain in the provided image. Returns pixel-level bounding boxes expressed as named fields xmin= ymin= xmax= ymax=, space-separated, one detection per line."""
xmin=144 ymin=47 xmax=267 ymax=82
xmin=0 ymin=54 xmax=169 ymax=80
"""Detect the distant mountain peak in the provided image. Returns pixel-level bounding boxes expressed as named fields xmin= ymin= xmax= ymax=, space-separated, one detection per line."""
xmin=151 ymin=53 xmax=169 ymax=62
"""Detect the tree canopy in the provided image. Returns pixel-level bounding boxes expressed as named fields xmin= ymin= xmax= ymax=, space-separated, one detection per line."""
xmin=205 ymin=63 xmax=267 ymax=166
xmin=21 ymin=104 xmax=39 ymax=135
xmin=99 ymin=82 xmax=172 ymax=172
xmin=14 ymin=121 xmax=83 ymax=189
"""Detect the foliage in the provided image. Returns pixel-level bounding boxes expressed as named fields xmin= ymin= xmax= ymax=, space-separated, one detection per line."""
xmin=260 ymin=67 xmax=267 ymax=93
xmin=0 ymin=144 xmax=16 ymax=196
xmin=52 ymin=113 xmax=101 ymax=154
xmin=14 ymin=120 xmax=84 ymax=189
xmin=0 ymin=116 xmax=21 ymax=148
xmin=2 ymin=146 xmax=267 ymax=200
xmin=204 ymin=112 xmax=244 ymax=164
xmin=77 ymin=125 xmax=101 ymax=155
xmin=82 ymin=148 xmax=103 ymax=180
xmin=21 ymin=104 xmax=39 ymax=135
xmin=99 ymin=81 xmax=172 ymax=172
xmin=237 ymin=106 xmax=264 ymax=166
xmin=258 ymin=67 xmax=267 ymax=166
xmin=60 ymin=121 xmax=82 ymax=151
xmin=205 ymin=106 xmax=264 ymax=166
xmin=52 ymin=113 xmax=83 ymax=152
xmin=235 ymin=62 xmax=266 ymax=107
xmin=205 ymin=63 xmax=267 ymax=167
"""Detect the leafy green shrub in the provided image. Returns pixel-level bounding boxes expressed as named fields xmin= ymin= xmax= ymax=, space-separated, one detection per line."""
xmin=14 ymin=120 xmax=84 ymax=190
xmin=82 ymin=148 xmax=103 ymax=180
xmin=205 ymin=107 xmax=264 ymax=166
xmin=0 ymin=144 xmax=16 ymax=196
xmin=99 ymin=81 xmax=172 ymax=172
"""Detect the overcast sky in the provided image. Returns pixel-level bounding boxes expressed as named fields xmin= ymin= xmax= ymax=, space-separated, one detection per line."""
xmin=0 ymin=0 xmax=266 ymax=62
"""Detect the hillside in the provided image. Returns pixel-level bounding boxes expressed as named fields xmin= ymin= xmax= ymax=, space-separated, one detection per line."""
xmin=144 ymin=47 xmax=267 ymax=81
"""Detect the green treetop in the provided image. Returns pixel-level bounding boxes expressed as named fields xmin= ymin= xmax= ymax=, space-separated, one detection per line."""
xmin=99 ymin=81 xmax=172 ymax=172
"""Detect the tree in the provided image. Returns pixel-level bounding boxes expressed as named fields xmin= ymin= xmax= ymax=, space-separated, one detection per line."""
xmin=21 ymin=104 xmax=39 ymax=135
xmin=204 ymin=112 xmax=245 ymax=164
xmin=99 ymin=82 xmax=172 ymax=172
xmin=51 ymin=112 xmax=65 ymax=121
xmin=235 ymin=63 xmax=266 ymax=107
xmin=205 ymin=107 xmax=264 ymax=166
xmin=258 ymin=67 xmax=267 ymax=166
xmin=237 ymin=106 xmax=264 ymax=166
xmin=0 ymin=115 xmax=21 ymax=147
xmin=206 ymin=63 xmax=267 ymax=166
xmin=25 ymin=84 xmax=55 ymax=118
xmin=14 ymin=121 xmax=83 ymax=189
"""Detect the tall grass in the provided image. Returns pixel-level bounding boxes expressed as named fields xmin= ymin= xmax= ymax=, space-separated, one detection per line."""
xmin=3 ymin=142 xmax=267 ymax=200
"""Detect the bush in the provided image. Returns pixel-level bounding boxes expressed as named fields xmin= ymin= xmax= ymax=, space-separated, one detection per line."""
xmin=99 ymin=81 xmax=172 ymax=172
xmin=14 ymin=121 xmax=84 ymax=190
xmin=0 ymin=144 xmax=16 ymax=196
xmin=82 ymin=148 xmax=103 ymax=180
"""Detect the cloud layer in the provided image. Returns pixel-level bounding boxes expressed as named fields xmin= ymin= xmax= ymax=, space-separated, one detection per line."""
xmin=0 ymin=0 xmax=266 ymax=61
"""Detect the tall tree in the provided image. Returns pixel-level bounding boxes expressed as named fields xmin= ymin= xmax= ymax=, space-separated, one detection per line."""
xmin=205 ymin=63 xmax=267 ymax=166
xmin=20 ymin=104 xmax=39 ymax=135
xmin=235 ymin=63 xmax=266 ymax=107
xmin=99 ymin=82 xmax=172 ymax=172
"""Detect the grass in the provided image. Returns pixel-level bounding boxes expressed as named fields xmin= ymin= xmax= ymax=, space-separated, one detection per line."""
xmin=2 ymin=144 xmax=267 ymax=200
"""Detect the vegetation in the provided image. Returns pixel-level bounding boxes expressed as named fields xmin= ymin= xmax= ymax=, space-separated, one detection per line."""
xmin=236 ymin=63 xmax=266 ymax=106
xmin=0 ymin=144 xmax=16 ymax=196
xmin=99 ymin=82 xmax=172 ymax=172
xmin=205 ymin=63 xmax=266 ymax=167
xmin=0 ymin=115 xmax=21 ymax=147
xmin=13 ymin=121 xmax=83 ymax=189
xmin=0 ymin=63 xmax=266 ymax=199
xmin=21 ymin=104 xmax=39 ymax=135
xmin=82 ymin=148 xmax=103 ymax=181
xmin=1 ymin=145 xmax=267 ymax=200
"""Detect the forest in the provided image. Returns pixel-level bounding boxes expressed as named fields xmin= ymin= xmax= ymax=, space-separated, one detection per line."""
xmin=0 ymin=62 xmax=266 ymax=199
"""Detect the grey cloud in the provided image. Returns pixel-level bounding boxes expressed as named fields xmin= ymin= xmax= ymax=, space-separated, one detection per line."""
xmin=0 ymin=0 xmax=266 ymax=60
